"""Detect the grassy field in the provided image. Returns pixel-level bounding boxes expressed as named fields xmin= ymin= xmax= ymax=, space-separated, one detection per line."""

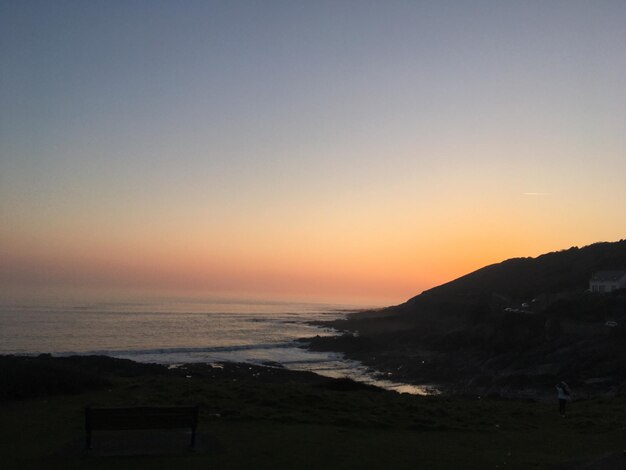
xmin=1 ymin=356 xmax=625 ymax=469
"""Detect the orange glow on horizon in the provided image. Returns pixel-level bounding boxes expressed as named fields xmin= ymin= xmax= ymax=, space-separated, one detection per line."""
xmin=3 ymin=217 xmax=623 ymax=306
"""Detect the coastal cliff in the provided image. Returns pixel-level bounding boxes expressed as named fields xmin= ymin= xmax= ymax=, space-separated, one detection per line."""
xmin=309 ymin=240 xmax=626 ymax=397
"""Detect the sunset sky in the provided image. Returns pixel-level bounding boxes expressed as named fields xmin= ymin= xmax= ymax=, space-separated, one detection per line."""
xmin=1 ymin=1 xmax=625 ymax=306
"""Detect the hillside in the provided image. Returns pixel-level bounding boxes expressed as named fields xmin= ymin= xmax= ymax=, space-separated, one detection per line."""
xmin=308 ymin=239 xmax=626 ymax=397
xmin=407 ymin=239 xmax=626 ymax=306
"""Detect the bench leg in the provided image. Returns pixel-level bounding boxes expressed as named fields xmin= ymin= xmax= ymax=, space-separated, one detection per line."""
xmin=85 ymin=429 xmax=92 ymax=450
xmin=190 ymin=426 xmax=197 ymax=449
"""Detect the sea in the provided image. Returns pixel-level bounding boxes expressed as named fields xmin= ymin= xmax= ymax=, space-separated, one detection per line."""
xmin=0 ymin=298 xmax=431 ymax=394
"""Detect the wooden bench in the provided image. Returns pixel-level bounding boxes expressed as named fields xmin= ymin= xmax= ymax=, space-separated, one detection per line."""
xmin=85 ymin=405 xmax=199 ymax=450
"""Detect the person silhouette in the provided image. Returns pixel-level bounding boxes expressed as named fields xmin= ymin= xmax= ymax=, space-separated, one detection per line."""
xmin=555 ymin=381 xmax=571 ymax=417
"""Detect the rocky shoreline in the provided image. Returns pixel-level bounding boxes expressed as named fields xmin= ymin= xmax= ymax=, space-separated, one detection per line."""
xmin=304 ymin=313 xmax=626 ymax=401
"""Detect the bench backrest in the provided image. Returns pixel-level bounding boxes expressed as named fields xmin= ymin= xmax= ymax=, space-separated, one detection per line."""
xmin=86 ymin=406 xmax=199 ymax=431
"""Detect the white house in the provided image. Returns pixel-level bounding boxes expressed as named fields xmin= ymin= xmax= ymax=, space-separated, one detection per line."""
xmin=590 ymin=271 xmax=626 ymax=293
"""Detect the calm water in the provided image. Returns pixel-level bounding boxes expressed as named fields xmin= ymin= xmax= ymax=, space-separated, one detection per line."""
xmin=0 ymin=298 xmax=433 ymax=394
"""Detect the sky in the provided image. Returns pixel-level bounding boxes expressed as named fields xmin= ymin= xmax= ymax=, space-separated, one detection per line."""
xmin=1 ymin=0 xmax=625 ymax=306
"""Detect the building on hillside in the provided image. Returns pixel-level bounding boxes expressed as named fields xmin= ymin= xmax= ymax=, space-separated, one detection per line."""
xmin=589 ymin=271 xmax=626 ymax=293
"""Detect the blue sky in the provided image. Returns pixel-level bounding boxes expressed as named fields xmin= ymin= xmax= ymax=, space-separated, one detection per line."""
xmin=1 ymin=1 xmax=625 ymax=304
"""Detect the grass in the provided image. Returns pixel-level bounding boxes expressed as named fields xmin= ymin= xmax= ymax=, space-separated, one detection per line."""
xmin=1 ymin=356 xmax=626 ymax=469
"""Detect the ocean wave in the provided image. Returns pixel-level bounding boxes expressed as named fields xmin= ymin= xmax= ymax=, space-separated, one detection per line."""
xmin=53 ymin=341 xmax=298 ymax=358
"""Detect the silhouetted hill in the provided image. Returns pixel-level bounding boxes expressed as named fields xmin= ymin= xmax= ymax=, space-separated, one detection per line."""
xmin=404 ymin=239 xmax=626 ymax=309
xmin=309 ymin=239 xmax=626 ymax=397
